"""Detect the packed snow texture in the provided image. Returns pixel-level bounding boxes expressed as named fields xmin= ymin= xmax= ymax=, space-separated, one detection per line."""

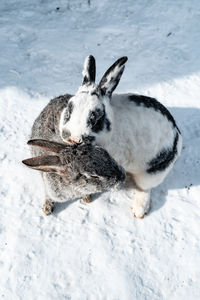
xmin=0 ymin=0 xmax=200 ymax=299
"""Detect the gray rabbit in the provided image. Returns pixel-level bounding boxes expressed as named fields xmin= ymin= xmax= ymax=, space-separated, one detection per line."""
xmin=23 ymin=139 xmax=125 ymax=215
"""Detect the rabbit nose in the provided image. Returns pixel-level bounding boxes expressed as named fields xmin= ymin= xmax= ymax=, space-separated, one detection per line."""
xmin=67 ymin=137 xmax=82 ymax=145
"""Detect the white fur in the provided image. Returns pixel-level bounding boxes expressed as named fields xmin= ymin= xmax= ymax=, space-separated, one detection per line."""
xmin=98 ymin=94 xmax=182 ymax=218
xmin=60 ymin=85 xmax=113 ymax=144
xmin=82 ymin=56 xmax=91 ymax=79
xmin=100 ymin=94 xmax=182 ymax=175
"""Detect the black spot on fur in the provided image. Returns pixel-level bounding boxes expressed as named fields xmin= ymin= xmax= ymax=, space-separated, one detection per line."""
xmin=100 ymin=87 xmax=106 ymax=96
xmin=82 ymin=76 xmax=88 ymax=84
xmin=68 ymin=102 xmax=73 ymax=114
xmin=87 ymin=105 xmax=108 ymax=133
xmin=90 ymin=91 xmax=99 ymax=97
xmin=99 ymin=67 xmax=125 ymax=97
xmin=98 ymin=57 xmax=127 ymax=96
xmin=105 ymin=119 xmax=111 ymax=131
xmin=82 ymin=135 xmax=95 ymax=144
xmin=147 ymin=133 xmax=179 ymax=173
xmin=129 ymin=94 xmax=180 ymax=133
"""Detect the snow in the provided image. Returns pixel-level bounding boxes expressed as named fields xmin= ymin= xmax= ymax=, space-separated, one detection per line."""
xmin=0 ymin=0 xmax=200 ymax=299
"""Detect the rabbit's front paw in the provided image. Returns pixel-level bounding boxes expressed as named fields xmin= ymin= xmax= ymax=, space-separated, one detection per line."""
xmin=42 ymin=199 xmax=55 ymax=216
xmin=82 ymin=195 xmax=92 ymax=203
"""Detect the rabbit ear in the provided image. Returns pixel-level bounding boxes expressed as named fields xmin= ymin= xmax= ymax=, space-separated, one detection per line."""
xmin=82 ymin=55 xmax=96 ymax=85
xmin=27 ymin=139 xmax=66 ymax=153
xmin=98 ymin=56 xmax=128 ymax=97
xmin=22 ymin=155 xmax=63 ymax=173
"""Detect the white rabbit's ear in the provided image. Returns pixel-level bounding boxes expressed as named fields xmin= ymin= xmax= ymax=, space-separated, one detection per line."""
xmin=22 ymin=155 xmax=63 ymax=173
xmin=98 ymin=56 xmax=128 ymax=97
xmin=82 ymin=55 xmax=96 ymax=85
xmin=27 ymin=139 xmax=66 ymax=153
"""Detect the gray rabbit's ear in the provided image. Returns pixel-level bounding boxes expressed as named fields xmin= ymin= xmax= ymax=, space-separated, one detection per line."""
xmin=27 ymin=139 xmax=66 ymax=153
xmin=82 ymin=55 xmax=96 ymax=85
xmin=98 ymin=56 xmax=128 ymax=97
xmin=22 ymin=155 xmax=63 ymax=173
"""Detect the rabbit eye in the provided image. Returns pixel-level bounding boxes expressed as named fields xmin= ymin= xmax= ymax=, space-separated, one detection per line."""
xmin=90 ymin=112 xmax=97 ymax=126
xmin=88 ymin=107 xmax=106 ymax=133
xmin=64 ymin=110 xmax=70 ymax=123
xmin=90 ymin=109 xmax=103 ymax=125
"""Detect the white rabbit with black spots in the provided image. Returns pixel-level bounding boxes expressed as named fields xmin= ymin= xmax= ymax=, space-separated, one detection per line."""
xmin=59 ymin=55 xmax=182 ymax=218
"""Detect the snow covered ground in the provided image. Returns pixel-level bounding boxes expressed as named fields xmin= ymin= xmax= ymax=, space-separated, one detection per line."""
xmin=0 ymin=0 xmax=200 ymax=299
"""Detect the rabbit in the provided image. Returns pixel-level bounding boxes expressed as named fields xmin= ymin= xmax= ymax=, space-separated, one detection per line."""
xmin=58 ymin=55 xmax=182 ymax=218
xmin=30 ymin=55 xmax=182 ymax=218
xmin=22 ymin=139 xmax=126 ymax=215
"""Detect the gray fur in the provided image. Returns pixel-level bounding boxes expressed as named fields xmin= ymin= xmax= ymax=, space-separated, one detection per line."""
xmin=24 ymin=140 xmax=125 ymax=204
xmin=31 ymin=94 xmax=72 ymax=143
xmin=25 ymin=93 xmax=125 ymax=213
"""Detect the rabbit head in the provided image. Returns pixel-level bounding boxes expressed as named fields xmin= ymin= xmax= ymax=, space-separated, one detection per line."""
xmin=59 ymin=55 xmax=128 ymax=145
xmin=22 ymin=139 xmax=126 ymax=191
